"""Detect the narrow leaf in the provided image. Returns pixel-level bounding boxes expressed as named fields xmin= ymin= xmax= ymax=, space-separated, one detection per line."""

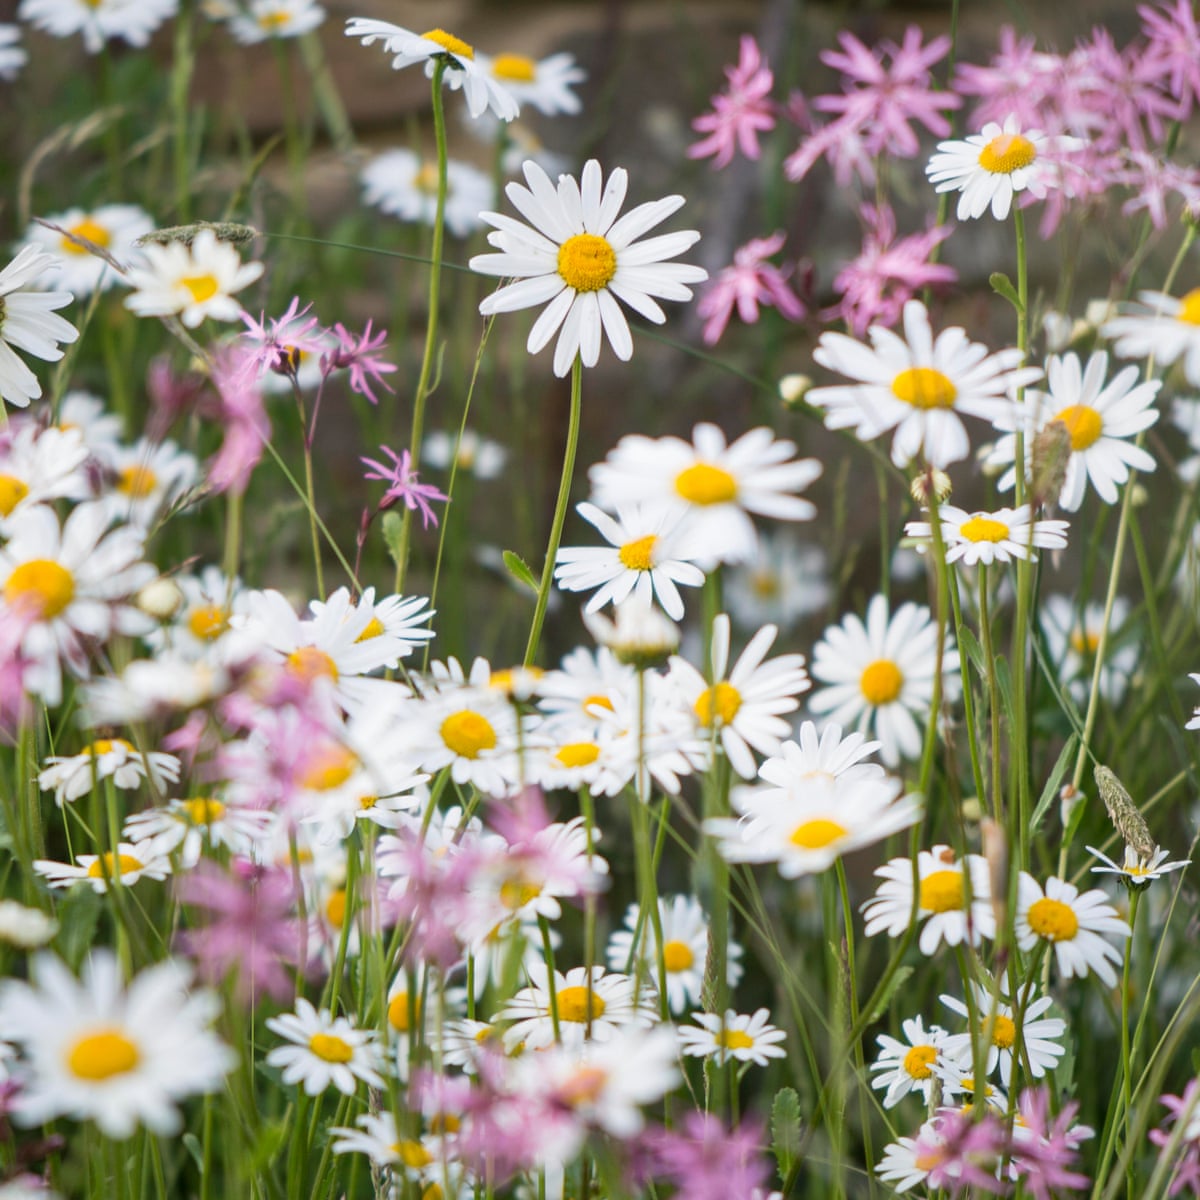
xmin=989 ymin=271 xmax=1024 ymax=312
xmin=503 ymin=549 xmax=539 ymax=593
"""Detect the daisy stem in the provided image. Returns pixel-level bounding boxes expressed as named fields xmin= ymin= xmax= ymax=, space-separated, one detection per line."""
xmin=523 ymin=355 xmax=583 ymax=666
xmin=301 ymin=427 xmax=325 ymax=599
xmin=222 ymin=488 xmax=243 ymax=582
xmin=976 ymin=563 xmax=1003 ymax=825
xmin=169 ymin=0 xmax=197 ymax=222
xmin=538 ymin=914 xmax=562 ymax=1045
xmin=1120 ymin=887 xmax=1141 ymax=1200
xmin=393 ymin=59 xmax=450 ymax=597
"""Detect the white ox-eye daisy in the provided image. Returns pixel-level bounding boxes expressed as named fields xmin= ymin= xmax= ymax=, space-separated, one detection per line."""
xmin=344 ymin=20 xmax=519 ymax=121
xmin=905 ymin=504 xmax=1068 ymax=565
xmin=678 ymin=1008 xmax=787 ymax=1066
xmin=725 ymin=532 xmax=831 ymax=632
xmin=361 ymin=150 xmax=493 ymax=239
xmin=1014 ymin=873 xmax=1130 ymax=987
xmin=266 ymin=998 xmax=385 ymax=1095
xmin=0 ymin=421 xmax=90 ymax=527
xmin=476 ymin=49 xmax=586 ymax=116
xmin=809 ymin=593 xmax=959 ymax=768
xmin=17 ymin=0 xmax=178 ymax=54
xmin=986 ymin=351 xmax=1160 ymax=510
xmin=123 ymin=229 xmax=264 ymax=328
xmin=38 ymin=737 xmax=180 ymax=806
xmin=1103 ymin=288 xmax=1200 ymax=387
xmin=1087 ymin=843 xmax=1190 ymax=886
xmin=0 ymin=246 xmax=79 ymax=409
xmin=554 ymin=502 xmax=706 ymax=621
xmin=0 ymin=951 xmax=233 ymax=1138
xmin=99 ymin=437 xmax=199 ymax=530
xmin=22 ymin=204 xmax=154 ymax=296
xmin=870 ymin=1015 xmax=961 ymax=1108
xmin=1040 ymin=594 xmax=1136 ymax=707
xmin=226 ymin=0 xmax=325 ymax=43
xmin=34 ymin=842 xmax=172 ymax=892
xmin=470 ymin=158 xmax=707 ymax=377
xmin=588 ymin=423 xmax=821 ymax=567
xmin=808 ymin=299 xmax=1041 ymax=469
xmin=123 ymin=796 xmax=276 ymax=867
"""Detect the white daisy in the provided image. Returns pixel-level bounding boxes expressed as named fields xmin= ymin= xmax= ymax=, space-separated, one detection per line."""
xmin=809 ymin=592 xmax=960 ymax=768
xmin=1014 ymin=873 xmax=1131 ymax=987
xmin=123 ymin=796 xmax=276 ymax=867
xmin=862 ymin=846 xmax=996 ymax=955
xmin=0 ymin=900 xmax=58 ymax=948
xmin=422 ymin=428 xmax=507 ymax=479
xmin=0 ymin=421 xmax=90 ymax=527
xmin=1103 ymin=288 xmax=1200 ymax=387
xmin=0 ymin=246 xmax=80 ymax=409
xmin=905 ymin=504 xmax=1069 ymax=565
xmin=306 ymin=585 xmax=435 ymax=662
xmin=939 ymin=982 xmax=1066 ymax=1086
xmin=17 ymin=0 xmax=178 ymax=53
xmin=38 ymin=737 xmax=180 ymax=806
xmin=98 ymin=437 xmax=199 ymax=530
xmin=925 ymin=117 xmax=1066 ymax=221
xmin=986 ymin=351 xmax=1160 ymax=510
xmin=809 ymin=299 xmax=1042 ymax=469
xmin=875 ymin=1130 xmax=933 ymax=1193
xmin=0 ymin=951 xmax=233 ymax=1138
xmin=677 ymin=1008 xmax=787 ymax=1067
xmin=53 ymin=390 xmax=125 ymax=459
xmin=725 ymin=532 xmax=831 ymax=633
xmin=587 ymin=423 xmax=821 ymax=567
xmin=470 ymin=158 xmax=707 ymax=377
xmin=123 ymin=229 xmax=264 ymax=328
xmin=0 ymin=24 xmax=26 ymax=79
xmin=22 ymin=205 xmax=153 ymax=296
xmin=265 ymin=999 xmax=385 ymax=1095
xmin=475 ymin=50 xmax=585 ymax=116
xmin=226 ymin=0 xmax=324 ymax=42
xmin=344 ymin=19 xmax=519 ymax=121
xmin=870 ymin=1016 xmax=959 ymax=1108
xmin=1040 ymin=594 xmax=1136 ymax=707
xmin=361 ymin=149 xmax=493 ymax=239
xmin=1088 ymin=844 xmax=1190 ymax=886
xmin=34 ymin=842 xmax=172 ymax=892
xmin=667 ymin=613 xmax=809 ymax=779
xmin=536 ymin=644 xmax=637 ymax=732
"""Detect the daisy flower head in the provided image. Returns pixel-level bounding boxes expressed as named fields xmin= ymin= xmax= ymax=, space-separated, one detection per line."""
xmin=123 ymin=229 xmax=264 ymax=328
xmin=678 ymin=1009 xmax=787 ymax=1067
xmin=0 ymin=951 xmax=233 ymax=1138
xmin=476 ymin=49 xmax=586 ymax=116
xmin=38 ymin=737 xmax=180 ymax=806
xmin=862 ymin=846 xmax=996 ymax=954
xmin=1087 ymin=844 xmax=1189 ymax=889
xmin=17 ymin=0 xmax=178 ymax=54
xmin=1014 ymin=873 xmax=1131 ymax=987
xmin=266 ymin=998 xmax=385 ymax=1095
xmin=925 ymin=116 xmax=1065 ymax=221
xmin=0 ymin=421 xmax=90 ymax=528
xmin=1103 ymin=288 xmax=1200 ymax=387
xmin=0 ymin=245 xmax=80 ymax=409
xmin=940 ymin=982 xmax=1066 ymax=1086
xmin=809 ymin=593 xmax=959 ymax=767
xmin=422 ymin=428 xmax=507 ymax=479
xmin=23 ymin=205 xmax=154 ymax=296
xmin=554 ymin=502 xmax=706 ymax=621
xmin=344 ymin=19 xmax=519 ymax=121
xmin=34 ymin=842 xmax=172 ymax=893
xmin=870 ymin=1016 xmax=959 ymax=1108
xmin=809 ymin=299 xmax=1041 ymax=469
xmin=985 ymin=351 xmax=1160 ymax=510
xmin=1040 ymin=594 xmax=1136 ymax=707
xmin=226 ymin=0 xmax=325 ymax=43
xmin=360 ymin=150 xmax=492 ymax=239
xmin=725 ymin=532 xmax=830 ymax=633
xmin=470 ymin=158 xmax=707 ymax=377
xmin=905 ymin=504 xmax=1068 ymax=565
xmin=587 ymin=423 xmax=822 ymax=567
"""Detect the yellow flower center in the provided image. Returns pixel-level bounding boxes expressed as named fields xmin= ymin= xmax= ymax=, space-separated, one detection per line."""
xmin=1069 ymin=628 xmax=1101 ymax=655
xmin=583 ymin=693 xmax=614 ymax=714
xmin=440 ymin=710 xmax=497 ymax=759
xmin=308 ymin=1032 xmax=354 ymax=1063
xmin=919 ymin=868 xmax=965 ymax=913
xmin=554 ymin=741 xmax=601 ymax=768
xmin=499 ymin=879 xmax=542 ymax=910
xmin=5 ymin=559 xmax=75 ymax=619
xmin=187 ymin=604 xmax=229 ymax=640
xmin=859 ymin=658 xmax=904 ymax=705
xmin=674 ymin=462 xmax=738 ymax=505
xmin=257 ymin=9 xmax=291 ymax=29
xmin=429 ymin=1112 xmax=460 ymax=1135
xmin=387 ymin=992 xmax=422 ymax=1033
xmin=985 ymin=1013 xmax=1017 ymax=1050
xmin=750 ymin=570 xmax=780 ymax=598
xmin=286 ymin=646 xmax=339 ymax=683
xmin=84 ymin=738 xmax=131 ymax=756
xmin=789 ymin=818 xmax=848 ymax=850
xmin=1027 ymin=896 xmax=1079 ymax=941
xmin=66 ymin=1028 xmax=140 ymax=1080
xmin=63 ymin=217 xmax=111 ymax=254
xmin=663 ymin=939 xmax=694 ymax=972
xmin=1177 ymin=287 xmax=1200 ymax=325
xmin=491 ymin=53 xmax=537 ymax=82
xmin=421 ymin=28 xmax=475 ymax=60
xmin=557 ymin=233 xmax=617 ymax=293
xmin=715 ymin=1028 xmax=755 ymax=1051
xmin=959 ymin=516 xmax=1010 ymax=543
xmin=694 ymin=681 xmax=742 ymax=727
xmin=0 ymin=475 xmax=29 ymax=517
xmin=556 ymin=985 xmax=606 ymax=1023
xmin=86 ymin=853 xmax=145 ymax=879
xmin=116 ymin=464 xmax=159 ymax=498
xmin=903 ymin=1043 xmax=938 ymax=1079
xmin=618 ymin=534 xmax=657 ymax=571
xmin=1053 ymin=405 xmax=1103 ymax=451
xmin=325 ymin=888 xmax=346 ymax=929
xmin=397 ymin=1140 xmax=433 ymax=1169
xmin=180 ymin=274 xmax=220 ymax=304
xmin=355 ymin=616 xmax=385 ymax=642
xmin=977 ymin=132 xmax=1037 ymax=174
xmin=298 ymin=744 xmax=358 ymax=791
xmin=891 ymin=366 xmax=958 ymax=409
xmin=183 ymin=797 xmax=225 ymax=824
xmin=413 ymin=163 xmax=440 ymax=195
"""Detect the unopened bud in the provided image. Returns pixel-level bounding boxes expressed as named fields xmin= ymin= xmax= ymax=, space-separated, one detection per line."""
xmin=960 ymin=796 xmax=983 ymax=823
xmin=585 ymin=601 xmax=679 ymax=671
xmin=779 ymin=374 xmax=812 ymax=407
xmin=1094 ymin=765 xmax=1156 ymax=861
xmin=910 ymin=468 xmax=953 ymax=506
xmin=1059 ymin=783 xmax=1082 ymax=829
xmin=136 ymin=578 xmax=184 ymax=621
xmin=1130 ymin=482 xmax=1149 ymax=507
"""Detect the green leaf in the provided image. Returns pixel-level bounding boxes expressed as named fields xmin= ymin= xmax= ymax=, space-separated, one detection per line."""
xmin=182 ymin=1132 xmax=204 ymax=1173
xmin=502 ymin=549 xmax=539 ymax=594
xmin=771 ymin=1086 xmax=803 ymax=1181
xmin=989 ymin=271 xmax=1024 ymax=312
xmin=958 ymin=625 xmax=987 ymax=679
xmin=1030 ymin=734 xmax=1078 ymax=834
xmin=381 ymin=510 xmax=404 ymax=567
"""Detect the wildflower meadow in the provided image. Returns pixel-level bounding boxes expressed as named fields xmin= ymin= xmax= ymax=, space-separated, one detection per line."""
xmin=3 ymin=0 xmax=1200 ymax=1196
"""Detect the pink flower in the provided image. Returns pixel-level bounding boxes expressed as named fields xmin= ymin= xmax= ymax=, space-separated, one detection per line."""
xmin=1140 ymin=0 xmax=1200 ymax=119
xmin=1011 ymin=1087 xmax=1093 ymax=1200
xmin=1150 ymin=1080 xmax=1200 ymax=1197
xmin=239 ymin=296 xmax=327 ymax=383
xmin=954 ymin=28 xmax=1066 ymax=130
xmin=0 ymin=605 xmax=35 ymax=741
xmin=1116 ymin=151 xmax=1200 ymax=230
xmin=697 ymin=232 xmax=806 ymax=345
xmin=688 ymin=36 xmax=776 ymax=169
xmin=913 ymin=1109 xmax=1007 ymax=1195
xmin=322 ymin=320 xmax=397 ymax=406
xmin=828 ymin=204 xmax=955 ymax=335
xmin=636 ymin=1114 xmax=771 ymax=1200
xmin=784 ymin=111 xmax=876 ymax=187
xmin=206 ymin=346 xmax=270 ymax=495
xmin=361 ymin=445 xmax=448 ymax=530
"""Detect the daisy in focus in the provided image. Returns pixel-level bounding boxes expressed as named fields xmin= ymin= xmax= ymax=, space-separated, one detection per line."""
xmin=870 ymin=1016 xmax=959 ymax=1108
xmin=266 ymin=999 xmax=385 ymax=1095
xmin=123 ymin=229 xmax=264 ymax=328
xmin=809 ymin=593 xmax=959 ymax=767
xmin=23 ymin=205 xmax=154 ymax=295
xmin=808 ymin=299 xmax=1041 ymax=468
xmin=925 ymin=116 xmax=1066 ymax=221
xmin=1014 ymin=874 xmax=1131 ymax=987
xmin=0 ymin=245 xmax=80 ymax=409
xmin=1103 ymin=288 xmax=1200 ymax=387
xmin=0 ymin=951 xmax=233 ymax=1138
xmin=985 ymin=351 xmax=1160 ymax=510
xmin=360 ymin=150 xmax=492 ymax=238
xmin=1087 ymin=844 xmax=1189 ymax=887
xmin=470 ymin=158 xmax=707 ymax=377
xmin=904 ymin=504 xmax=1068 ymax=565
xmin=939 ymin=982 xmax=1066 ymax=1086
xmin=17 ymin=0 xmax=178 ymax=54
xmin=678 ymin=1009 xmax=787 ymax=1067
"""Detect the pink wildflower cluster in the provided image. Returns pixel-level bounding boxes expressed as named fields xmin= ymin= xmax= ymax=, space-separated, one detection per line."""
xmin=633 ymin=1114 xmax=771 ymax=1200
xmin=696 ymin=232 xmax=807 ymax=345
xmin=689 ymin=36 xmax=776 ymax=169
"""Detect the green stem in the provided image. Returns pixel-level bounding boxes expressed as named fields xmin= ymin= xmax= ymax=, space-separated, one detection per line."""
xmin=1121 ymin=888 xmax=1141 ymax=1200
